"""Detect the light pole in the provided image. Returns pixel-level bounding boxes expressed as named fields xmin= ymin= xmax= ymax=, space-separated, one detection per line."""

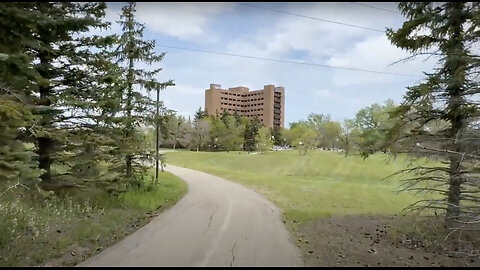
xmin=155 ymin=87 xmax=160 ymax=182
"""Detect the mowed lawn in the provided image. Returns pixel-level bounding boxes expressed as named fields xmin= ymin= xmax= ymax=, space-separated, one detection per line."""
xmin=166 ymin=150 xmax=424 ymax=224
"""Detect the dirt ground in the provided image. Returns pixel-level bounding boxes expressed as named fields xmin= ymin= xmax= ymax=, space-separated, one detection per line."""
xmin=297 ymin=215 xmax=480 ymax=267
xmin=43 ymin=211 xmax=161 ymax=266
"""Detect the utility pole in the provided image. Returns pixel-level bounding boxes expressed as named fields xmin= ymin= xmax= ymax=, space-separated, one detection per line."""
xmin=155 ymin=87 xmax=160 ymax=182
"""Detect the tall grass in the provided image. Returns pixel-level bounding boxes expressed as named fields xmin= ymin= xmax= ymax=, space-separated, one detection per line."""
xmin=0 ymin=171 xmax=187 ymax=266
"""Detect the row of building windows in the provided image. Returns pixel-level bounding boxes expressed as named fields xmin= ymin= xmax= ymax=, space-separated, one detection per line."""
xmin=222 ymin=92 xmax=263 ymax=98
xmin=220 ymin=97 xmax=264 ymax=102
xmin=222 ymin=107 xmax=264 ymax=113
xmin=220 ymin=102 xmax=264 ymax=107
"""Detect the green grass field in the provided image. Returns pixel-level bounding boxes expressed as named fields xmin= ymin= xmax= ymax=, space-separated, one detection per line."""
xmin=167 ymin=150 xmax=425 ymax=225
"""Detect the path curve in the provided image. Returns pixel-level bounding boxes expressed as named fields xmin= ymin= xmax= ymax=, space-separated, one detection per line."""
xmin=79 ymin=165 xmax=303 ymax=266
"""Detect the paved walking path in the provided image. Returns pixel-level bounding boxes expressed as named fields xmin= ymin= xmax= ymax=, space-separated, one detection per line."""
xmin=79 ymin=165 xmax=303 ymax=266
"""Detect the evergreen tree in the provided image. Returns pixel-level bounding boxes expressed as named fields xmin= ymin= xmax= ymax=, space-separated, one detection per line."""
xmin=270 ymin=126 xmax=283 ymax=146
xmin=58 ymin=35 xmax=130 ymax=193
xmin=386 ymin=2 xmax=480 ymax=227
xmin=0 ymin=3 xmax=43 ymax=186
xmin=220 ymin=108 xmax=230 ymax=125
xmin=114 ymin=2 xmax=174 ymax=183
xmin=23 ymin=2 xmax=110 ymax=189
xmin=158 ymin=108 xmax=176 ymax=147
xmin=244 ymin=116 xmax=262 ymax=152
xmin=194 ymin=107 xmax=207 ymax=121
xmin=1 ymin=3 xmax=111 ymax=189
xmin=0 ymin=92 xmax=41 ymax=186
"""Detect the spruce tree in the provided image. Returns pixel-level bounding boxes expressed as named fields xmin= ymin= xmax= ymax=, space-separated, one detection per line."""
xmin=0 ymin=3 xmax=44 ymax=186
xmin=194 ymin=107 xmax=207 ymax=120
xmin=114 ymin=2 xmax=174 ymax=183
xmin=386 ymin=2 xmax=480 ymax=228
xmin=58 ymin=34 xmax=129 ymax=193
xmin=19 ymin=2 xmax=111 ymax=188
xmin=244 ymin=116 xmax=262 ymax=152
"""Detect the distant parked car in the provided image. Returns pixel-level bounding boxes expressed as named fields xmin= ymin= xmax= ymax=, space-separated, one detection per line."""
xmin=272 ymin=145 xmax=291 ymax=151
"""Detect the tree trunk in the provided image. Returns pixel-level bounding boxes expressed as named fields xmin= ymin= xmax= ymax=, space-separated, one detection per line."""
xmin=38 ymin=137 xmax=52 ymax=182
xmin=444 ymin=6 xmax=467 ymax=228
xmin=344 ymin=137 xmax=349 ymax=158
xmin=125 ymin=37 xmax=135 ymax=180
xmin=446 ymin=114 xmax=466 ymax=228
xmin=155 ymin=86 xmax=160 ymax=183
xmin=446 ymin=157 xmax=463 ymax=227
xmin=126 ymin=156 xmax=132 ymax=179
xmin=37 ymin=52 xmax=53 ymax=183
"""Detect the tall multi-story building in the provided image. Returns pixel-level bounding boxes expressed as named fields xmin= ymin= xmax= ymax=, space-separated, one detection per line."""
xmin=205 ymin=84 xmax=285 ymax=128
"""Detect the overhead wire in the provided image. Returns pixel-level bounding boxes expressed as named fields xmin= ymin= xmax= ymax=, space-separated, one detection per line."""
xmin=236 ymin=3 xmax=386 ymax=33
xmin=156 ymin=44 xmax=423 ymax=78
xmin=155 ymin=3 xmax=424 ymax=78
xmin=349 ymin=2 xmax=399 ymax=14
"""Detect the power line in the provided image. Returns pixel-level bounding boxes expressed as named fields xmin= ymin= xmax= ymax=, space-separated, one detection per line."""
xmin=157 ymin=44 xmax=423 ymax=78
xmin=236 ymin=2 xmax=386 ymax=33
xmin=350 ymin=2 xmax=399 ymax=14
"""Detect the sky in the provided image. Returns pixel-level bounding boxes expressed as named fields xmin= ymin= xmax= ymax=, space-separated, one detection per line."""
xmin=97 ymin=2 xmax=439 ymax=126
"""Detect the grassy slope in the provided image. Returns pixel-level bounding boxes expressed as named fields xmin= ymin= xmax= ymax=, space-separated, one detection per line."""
xmin=167 ymin=150 xmax=423 ymax=224
xmin=0 ymin=172 xmax=187 ymax=266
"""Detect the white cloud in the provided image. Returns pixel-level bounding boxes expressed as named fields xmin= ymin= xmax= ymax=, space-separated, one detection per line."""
xmin=135 ymin=2 xmax=233 ymax=42
xmin=226 ymin=2 xmax=400 ymax=60
xmin=327 ymin=35 xmax=439 ymax=87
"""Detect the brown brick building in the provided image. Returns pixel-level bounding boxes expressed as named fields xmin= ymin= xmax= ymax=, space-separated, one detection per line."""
xmin=205 ymin=84 xmax=285 ymax=128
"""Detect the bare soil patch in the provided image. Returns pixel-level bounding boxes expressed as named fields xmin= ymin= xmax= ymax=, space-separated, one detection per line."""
xmin=297 ymin=215 xmax=480 ymax=267
xmin=42 ymin=210 xmax=162 ymax=266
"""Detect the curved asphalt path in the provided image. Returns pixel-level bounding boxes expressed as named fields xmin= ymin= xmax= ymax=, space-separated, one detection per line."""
xmin=79 ymin=165 xmax=303 ymax=267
